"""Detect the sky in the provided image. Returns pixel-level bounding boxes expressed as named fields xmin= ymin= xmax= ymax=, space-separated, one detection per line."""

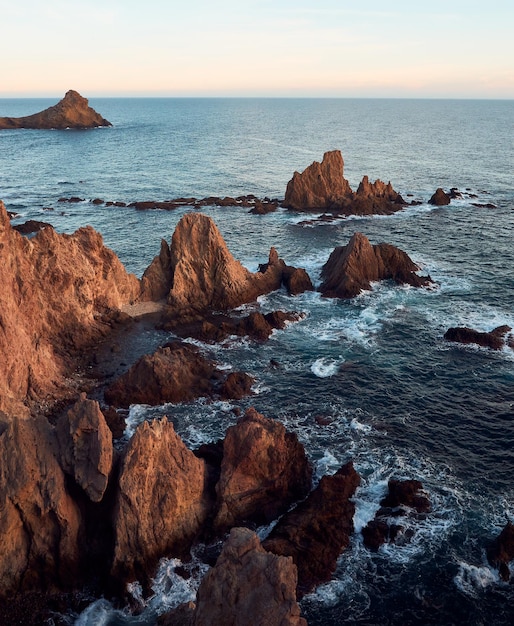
xmin=1 ymin=0 xmax=513 ymax=98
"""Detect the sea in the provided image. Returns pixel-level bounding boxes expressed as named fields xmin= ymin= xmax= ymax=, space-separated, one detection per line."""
xmin=1 ymin=97 xmax=513 ymax=625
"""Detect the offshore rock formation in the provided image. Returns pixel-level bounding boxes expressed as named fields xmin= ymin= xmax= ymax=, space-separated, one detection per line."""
xmin=444 ymin=325 xmax=513 ymax=350
xmin=192 ymin=527 xmax=306 ymax=626
xmin=143 ymin=213 xmax=313 ymax=312
xmin=283 ymin=150 xmax=406 ymax=215
xmin=362 ymin=479 xmax=431 ymax=551
xmin=319 ymin=232 xmax=432 ymax=299
xmin=263 ymin=462 xmax=360 ymax=597
xmin=0 ymin=200 xmax=139 ymax=415
xmin=429 ymin=188 xmax=451 ymax=206
xmin=212 ymin=408 xmax=312 ymax=534
xmin=487 ymin=521 xmax=514 ymax=582
xmin=104 ymin=342 xmax=254 ymax=408
xmin=111 ymin=418 xmax=212 ymax=587
xmin=0 ymin=90 xmax=112 ymax=130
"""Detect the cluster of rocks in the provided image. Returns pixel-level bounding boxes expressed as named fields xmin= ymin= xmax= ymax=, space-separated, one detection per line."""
xmin=444 ymin=325 xmax=513 ymax=351
xmin=0 ymin=90 xmax=111 ymax=130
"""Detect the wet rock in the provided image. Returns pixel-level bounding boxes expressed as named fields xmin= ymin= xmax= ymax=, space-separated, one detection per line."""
xmin=263 ymin=461 xmax=360 ymax=597
xmin=319 ymin=232 xmax=432 ymax=299
xmin=218 ymin=371 xmax=255 ymax=400
xmin=104 ymin=341 xmax=253 ymax=408
xmin=444 ymin=325 xmax=512 ymax=350
xmin=56 ymin=393 xmax=113 ymax=502
xmin=101 ymin=406 xmax=127 ymax=440
xmin=111 ymin=418 xmax=212 ymax=587
xmin=193 ymin=527 xmax=306 ymax=626
xmin=487 ymin=521 xmax=514 ymax=581
xmin=0 ymin=90 xmax=112 ymax=130
xmin=429 ymin=188 xmax=451 ymax=205
xmin=362 ymin=479 xmax=430 ymax=551
xmin=213 ymin=408 xmax=313 ymax=535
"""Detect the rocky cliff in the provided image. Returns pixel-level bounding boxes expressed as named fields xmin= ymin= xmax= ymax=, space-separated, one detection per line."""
xmin=0 ymin=90 xmax=112 ymax=130
xmin=283 ymin=150 xmax=406 ymax=215
xmin=0 ymin=200 xmax=140 ymax=415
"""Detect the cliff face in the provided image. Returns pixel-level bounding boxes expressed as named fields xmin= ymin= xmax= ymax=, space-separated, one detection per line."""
xmin=0 ymin=90 xmax=112 ymax=130
xmin=0 ymin=201 xmax=139 ymax=414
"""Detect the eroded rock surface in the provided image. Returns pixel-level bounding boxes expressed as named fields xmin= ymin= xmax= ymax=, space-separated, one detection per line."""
xmin=319 ymin=232 xmax=432 ymax=299
xmin=0 ymin=90 xmax=112 ymax=130
xmin=283 ymin=150 xmax=405 ymax=215
xmin=193 ymin=527 xmax=306 ymax=626
xmin=0 ymin=200 xmax=140 ymax=415
xmin=56 ymin=393 xmax=113 ymax=502
xmin=213 ymin=408 xmax=312 ymax=534
xmin=111 ymin=418 xmax=212 ymax=586
xmin=487 ymin=521 xmax=514 ymax=581
xmin=263 ymin=461 xmax=360 ymax=596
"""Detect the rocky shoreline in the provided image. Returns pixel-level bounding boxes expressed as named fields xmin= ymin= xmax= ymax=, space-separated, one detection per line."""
xmin=1 ymin=150 xmax=511 ymax=624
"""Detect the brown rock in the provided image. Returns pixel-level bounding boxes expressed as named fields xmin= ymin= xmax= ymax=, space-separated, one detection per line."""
xmin=319 ymin=232 xmax=432 ymax=299
xmin=263 ymin=462 xmax=360 ymax=597
xmin=12 ymin=219 xmax=53 ymax=234
xmin=0 ymin=412 xmax=82 ymax=598
xmin=429 ymin=188 xmax=451 ymax=205
xmin=56 ymin=393 xmax=113 ymax=502
xmin=166 ymin=213 xmax=286 ymax=311
xmin=0 ymin=90 xmax=112 ymax=130
xmin=193 ymin=527 xmax=306 ymax=626
xmin=283 ymin=150 xmax=406 ymax=216
xmin=104 ymin=342 xmax=253 ymax=408
xmin=283 ymin=266 xmax=314 ymax=296
xmin=380 ymin=478 xmax=431 ymax=513
xmin=444 ymin=325 xmax=512 ymax=350
xmin=218 ymin=371 xmax=255 ymax=400
xmin=111 ymin=418 xmax=212 ymax=586
xmin=0 ymin=200 xmax=140 ymax=415
xmin=487 ymin=521 xmax=514 ymax=581
xmin=213 ymin=408 xmax=312 ymax=535
xmin=284 ymin=150 xmax=352 ymax=210
xmin=140 ymin=238 xmax=173 ymax=301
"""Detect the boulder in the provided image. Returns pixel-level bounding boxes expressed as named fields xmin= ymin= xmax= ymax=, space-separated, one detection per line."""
xmin=12 ymin=220 xmax=53 ymax=234
xmin=111 ymin=418 xmax=212 ymax=586
xmin=0 ymin=90 xmax=112 ymax=130
xmin=319 ymin=232 xmax=432 ymax=299
xmin=444 ymin=325 xmax=512 ymax=350
xmin=429 ymin=188 xmax=451 ymax=206
xmin=104 ymin=342 xmax=253 ymax=408
xmin=0 ymin=412 xmax=82 ymax=598
xmin=212 ymin=408 xmax=312 ymax=535
xmin=487 ymin=521 xmax=514 ymax=581
xmin=192 ymin=527 xmax=306 ymax=626
xmin=283 ymin=150 xmax=406 ymax=215
xmin=56 ymin=393 xmax=113 ymax=503
xmin=263 ymin=462 xmax=360 ymax=597
xmin=0 ymin=200 xmax=140 ymax=415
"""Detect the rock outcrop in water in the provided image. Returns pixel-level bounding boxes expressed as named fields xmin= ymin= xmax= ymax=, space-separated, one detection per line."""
xmin=263 ymin=461 xmax=360 ymax=597
xmin=192 ymin=527 xmax=307 ymax=626
xmin=283 ymin=150 xmax=406 ymax=215
xmin=319 ymin=232 xmax=433 ymax=299
xmin=0 ymin=90 xmax=112 ymax=130
xmin=487 ymin=521 xmax=514 ymax=582
xmin=212 ymin=408 xmax=313 ymax=535
xmin=444 ymin=325 xmax=513 ymax=350
xmin=147 ymin=213 xmax=313 ymax=313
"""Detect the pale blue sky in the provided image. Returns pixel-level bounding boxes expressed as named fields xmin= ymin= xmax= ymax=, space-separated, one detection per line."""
xmin=2 ymin=0 xmax=513 ymax=97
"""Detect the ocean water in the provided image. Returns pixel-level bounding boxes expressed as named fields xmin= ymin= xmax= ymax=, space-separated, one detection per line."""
xmin=1 ymin=97 xmax=514 ymax=625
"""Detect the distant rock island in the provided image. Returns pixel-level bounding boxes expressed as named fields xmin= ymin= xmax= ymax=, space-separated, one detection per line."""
xmin=0 ymin=90 xmax=112 ymax=130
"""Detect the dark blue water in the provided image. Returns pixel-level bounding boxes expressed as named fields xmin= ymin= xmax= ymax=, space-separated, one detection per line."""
xmin=1 ymin=98 xmax=513 ymax=625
